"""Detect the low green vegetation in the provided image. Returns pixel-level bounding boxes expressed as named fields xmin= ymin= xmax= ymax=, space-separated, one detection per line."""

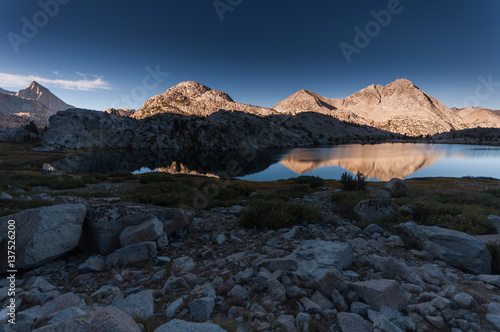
xmin=238 ymin=178 xmax=322 ymax=229
xmin=0 ymin=199 xmax=53 ymax=217
xmin=332 ymin=185 xmax=500 ymax=235
xmin=393 ymin=189 xmax=499 ymax=235
xmin=122 ymin=172 xmax=254 ymax=211
xmin=239 ymin=198 xmax=321 ymax=229
xmin=81 ymin=173 xmax=109 ymax=184
xmin=0 ymin=171 xmax=85 ymax=191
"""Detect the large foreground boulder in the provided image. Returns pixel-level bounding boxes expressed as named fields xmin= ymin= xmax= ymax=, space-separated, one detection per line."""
xmin=106 ymin=242 xmax=157 ymax=268
xmin=0 ymin=204 xmax=86 ymax=273
xmin=396 ymin=221 xmax=491 ymax=275
xmin=33 ymin=306 xmax=141 ymax=332
xmin=56 ymin=197 xmax=194 ymax=254
xmin=119 ymin=218 xmax=163 ymax=247
xmin=288 ymin=240 xmax=353 ymax=278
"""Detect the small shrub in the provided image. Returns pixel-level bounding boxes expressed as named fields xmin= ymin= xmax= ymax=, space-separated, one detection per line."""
xmin=295 ymin=175 xmax=324 ymax=188
xmin=331 ymin=191 xmax=371 ymax=220
xmin=81 ymin=175 xmax=102 ymax=184
xmin=239 ymin=198 xmax=321 ymax=229
xmin=340 ymin=171 xmax=366 ymax=191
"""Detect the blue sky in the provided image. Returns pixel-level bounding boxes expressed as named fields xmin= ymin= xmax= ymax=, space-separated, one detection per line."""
xmin=0 ymin=0 xmax=499 ymax=111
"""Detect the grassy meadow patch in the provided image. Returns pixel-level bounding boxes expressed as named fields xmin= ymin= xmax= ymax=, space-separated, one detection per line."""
xmin=121 ymin=172 xmax=255 ymax=211
xmin=331 ymin=180 xmax=500 ymax=235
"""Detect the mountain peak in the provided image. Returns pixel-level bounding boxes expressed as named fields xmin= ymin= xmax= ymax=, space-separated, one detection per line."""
xmin=387 ymin=78 xmax=417 ymax=89
xmin=164 ymin=81 xmax=212 ymax=99
xmin=28 ymin=81 xmax=41 ymax=88
xmin=16 ymin=81 xmax=72 ymax=112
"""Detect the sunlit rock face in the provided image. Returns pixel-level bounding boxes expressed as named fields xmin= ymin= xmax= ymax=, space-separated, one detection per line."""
xmin=133 ymin=81 xmax=276 ymax=119
xmin=16 ymin=81 xmax=73 ymax=112
xmin=279 ymin=143 xmax=447 ymax=181
xmin=453 ymin=107 xmax=500 ymax=129
xmin=0 ymin=81 xmax=73 ymax=127
xmin=275 ymin=79 xmax=467 ymax=137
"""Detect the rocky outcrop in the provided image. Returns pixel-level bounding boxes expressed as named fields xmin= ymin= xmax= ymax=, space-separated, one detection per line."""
xmin=39 ymin=108 xmax=137 ymax=150
xmin=396 ymin=221 xmax=492 ymax=274
xmin=55 ymin=196 xmax=194 ymax=255
xmin=0 ymin=204 xmax=86 ymax=273
xmin=40 ymin=108 xmax=396 ymax=150
xmin=0 ymin=127 xmax=38 ymax=142
xmin=104 ymin=108 xmax=135 ymax=117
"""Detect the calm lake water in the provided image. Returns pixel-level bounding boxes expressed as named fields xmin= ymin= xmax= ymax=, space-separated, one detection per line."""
xmin=53 ymin=143 xmax=500 ymax=181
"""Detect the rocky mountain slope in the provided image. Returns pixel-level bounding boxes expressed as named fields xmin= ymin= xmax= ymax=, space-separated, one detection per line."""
xmin=275 ymin=79 xmax=467 ymax=137
xmin=453 ymin=107 xmax=500 ymax=128
xmin=0 ymin=82 xmax=73 ymax=127
xmin=39 ymin=109 xmax=395 ymax=150
xmin=0 ymin=92 xmax=55 ymax=128
xmin=16 ymin=81 xmax=73 ymax=112
xmin=132 ymin=81 xmax=277 ymax=119
xmin=0 ymin=87 xmax=14 ymax=95
xmin=136 ymin=79 xmax=482 ymax=138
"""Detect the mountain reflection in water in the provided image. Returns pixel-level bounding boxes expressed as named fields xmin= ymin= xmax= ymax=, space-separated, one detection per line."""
xmin=280 ymin=143 xmax=446 ymax=181
xmin=53 ymin=143 xmax=500 ymax=181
